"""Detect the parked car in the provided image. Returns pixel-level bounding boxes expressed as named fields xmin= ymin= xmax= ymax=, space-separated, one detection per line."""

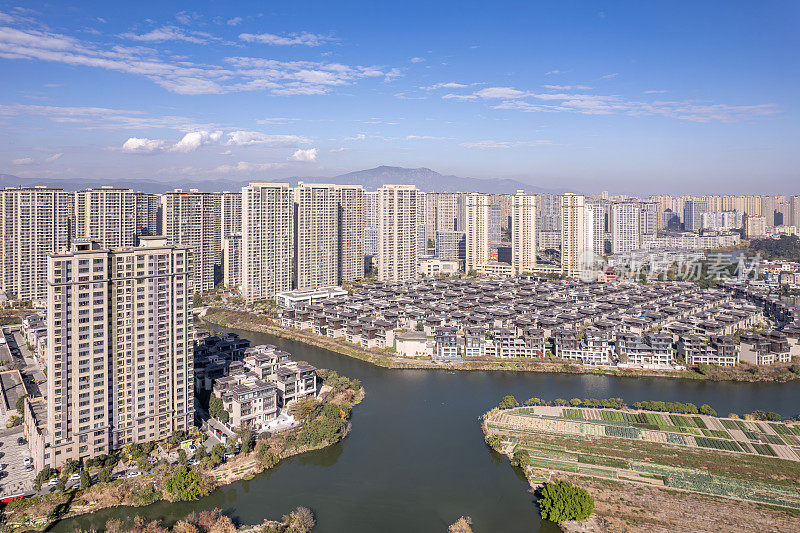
xmin=68 ymin=473 xmax=80 ymax=482
xmin=47 ymin=478 xmax=59 ymax=486
xmin=23 ymin=457 xmax=32 ymax=467
xmin=188 ymin=459 xmax=199 ymax=466
xmin=223 ymin=452 xmax=235 ymax=459
xmin=127 ymin=471 xmax=141 ymax=478
xmin=17 ymin=437 xmax=26 ymax=446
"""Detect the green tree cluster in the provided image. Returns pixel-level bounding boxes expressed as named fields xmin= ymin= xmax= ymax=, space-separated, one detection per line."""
xmin=163 ymin=465 xmax=214 ymax=501
xmin=498 ymin=395 xmax=519 ymax=409
xmin=538 ymin=480 xmax=595 ymax=523
xmin=208 ymin=394 xmax=230 ymax=423
xmin=632 ymin=401 xmax=701 ymax=414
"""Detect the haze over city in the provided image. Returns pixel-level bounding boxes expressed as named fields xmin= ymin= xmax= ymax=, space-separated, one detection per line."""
xmin=1 ymin=1 xmax=798 ymax=195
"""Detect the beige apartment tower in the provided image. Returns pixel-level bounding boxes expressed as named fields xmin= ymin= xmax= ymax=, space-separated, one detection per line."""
xmin=560 ymin=193 xmax=588 ymax=277
xmin=377 ymin=184 xmax=420 ymax=282
xmin=74 ymin=187 xmax=137 ymax=248
xmin=465 ymin=193 xmax=492 ymax=272
xmin=241 ymin=183 xmax=292 ymax=302
xmin=1 ymin=187 xmax=72 ymax=302
xmin=511 ymin=192 xmax=537 ymax=275
xmin=161 ymin=190 xmax=222 ymax=293
xmin=44 ymin=237 xmax=193 ymax=468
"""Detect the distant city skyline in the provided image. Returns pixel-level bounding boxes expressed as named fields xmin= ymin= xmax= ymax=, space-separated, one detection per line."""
xmin=0 ymin=1 xmax=798 ymax=194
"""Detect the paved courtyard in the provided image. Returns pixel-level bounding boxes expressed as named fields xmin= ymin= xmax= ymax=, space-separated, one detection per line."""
xmin=0 ymin=426 xmax=35 ymax=496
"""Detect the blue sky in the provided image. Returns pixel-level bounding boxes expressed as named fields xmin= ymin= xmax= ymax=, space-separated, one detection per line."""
xmin=0 ymin=1 xmax=798 ymax=194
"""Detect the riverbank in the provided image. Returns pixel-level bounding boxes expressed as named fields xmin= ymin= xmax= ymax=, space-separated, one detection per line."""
xmin=201 ymin=307 xmax=800 ymax=383
xmin=483 ymin=405 xmax=800 ymax=532
xmin=0 ymin=374 xmax=364 ymax=532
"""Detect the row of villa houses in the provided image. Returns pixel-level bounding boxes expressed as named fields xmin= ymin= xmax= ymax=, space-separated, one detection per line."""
xmin=279 ymin=277 xmax=800 ymax=368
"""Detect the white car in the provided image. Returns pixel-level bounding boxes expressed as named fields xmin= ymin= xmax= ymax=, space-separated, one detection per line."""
xmin=68 ymin=473 xmax=81 ymax=482
xmin=127 ymin=471 xmax=141 ymax=478
xmin=47 ymin=478 xmax=59 ymax=486
xmin=23 ymin=457 xmax=32 ymax=467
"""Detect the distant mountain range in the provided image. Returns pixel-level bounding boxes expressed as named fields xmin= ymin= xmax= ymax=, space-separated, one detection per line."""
xmin=0 ymin=166 xmax=560 ymax=194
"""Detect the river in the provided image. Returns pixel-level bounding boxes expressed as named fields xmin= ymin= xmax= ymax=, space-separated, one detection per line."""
xmin=54 ymin=325 xmax=800 ymax=532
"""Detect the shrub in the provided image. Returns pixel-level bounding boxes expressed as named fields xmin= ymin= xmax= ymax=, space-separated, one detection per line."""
xmin=498 ymin=395 xmax=519 ymax=409
xmin=485 ymin=435 xmax=502 ymax=451
xmin=697 ymin=363 xmax=711 ymax=376
xmin=524 ymin=397 xmax=543 ymax=406
xmin=699 ymin=404 xmax=717 ymax=416
xmin=790 ymin=364 xmax=800 ymax=375
xmin=538 ymin=480 xmax=594 ymax=523
xmin=163 ymin=466 xmax=214 ymax=501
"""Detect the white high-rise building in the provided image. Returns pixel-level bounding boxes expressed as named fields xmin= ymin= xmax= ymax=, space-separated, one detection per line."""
xmin=223 ymin=233 xmax=242 ymax=288
xmin=425 ymin=192 xmax=466 ymax=241
xmin=42 ymin=237 xmax=193 ymax=469
xmin=377 ymin=184 xmax=420 ymax=282
xmin=610 ymin=202 xmax=641 ymax=253
xmin=465 ymin=193 xmax=491 ymax=272
xmin=293 ymin=183 xmax=365 ymax=290
xmin=335 ymin=185 xmax=366 ymax=284
xmin=242 ymin=183 xmax=292 ymax=302
xmin=1 ymin=187 xmax=72 ymax=302
xmin=790 ymin=196 xmax=800 ymax=228
xmin=161 ymin=190 xmax=222 ymax=293
xmin=74 ymin=187 xmax=136 ymax=248
xmin=585 ymin=200 xmax=607 ymax=259
xmin=560 ymin=193 xmax=589 ymax=277
xmin=511 ymin=192 xmax=537 ymax=275
xmin=134 ymin=192 xmax=160 ymax=238
xmin=221 ymin=192 xmax=242 ymax=243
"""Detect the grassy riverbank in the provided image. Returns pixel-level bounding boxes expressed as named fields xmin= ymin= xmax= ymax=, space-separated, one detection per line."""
xmin=0 ymin=375 xmax=364 ymax=532
xmin=201 ymin=307 xmax=800 ymax=384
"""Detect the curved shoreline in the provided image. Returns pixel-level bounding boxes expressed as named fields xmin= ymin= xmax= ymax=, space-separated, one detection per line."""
xmin=201 ymin=307 xmax=800 ymax=384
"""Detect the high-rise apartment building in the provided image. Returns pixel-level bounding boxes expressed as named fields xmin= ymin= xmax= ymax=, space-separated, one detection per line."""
xmin=425 ymin=192 xmax=466 ymax=241
xmin=511 ymin=192 xmax=536 ymax=275
xmin=790 ymin=196 xmax=800 ymax=228
xmin=223 ymin=233 xmax=242 ymax=288
xmin=1 ymin=187 xmax=72 ymax=302
xmin=744 ymin=215 xmax=766 ymax=239
xmin=221 ymin=192 xmax=242 ymax=242
xmin=335 ymin=185 xmax=366 ymax=284
xmin=435 ymin=230 xmax=466 ymax=262
xmin=293 ymin=183 xmax=365 ymax=290
xmin=161 ymin=190 xmax=222 ymax=293
xmin=639 ymin=202 xmax=659 ymax=239
xmin=585 ymin=200 xmax=607 ymax=259
xmin=683 ymin=200 xmax=708 ymax=232
xmin=465 ymin=193 xmax=492 ymax=272
xmin=43 ymin=237 xmax=193 ymax=468
xmin=134 ymin=192 xmax=161 ymax=239
xmin=376 ymin=184 xmax=420 ymax=282
xmin=74 ymin=187 xmax=136 ymax=248
xmin=610 ymin=202 xmax=641 ymax=253
xmin=241 ymin=183 xmax=292 ymax=302
xmin=537 ymin=193 xmax=562 ymax=232
xmin=560 ymin=193 xmax=588 ymax=277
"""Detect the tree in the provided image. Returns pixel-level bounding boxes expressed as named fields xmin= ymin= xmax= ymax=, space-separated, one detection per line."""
xmin=178 ymin=449 xmax=188 ymax=466
xmin=80 ymin=469 xmax=91 ymax=489
xmin=282 ymin=506 xmax=316 ymax=533
xmin=239 ymin=429 xmax=255 ymax=454
xmin=524 ymin=397 xmax=543 ymax=406
xmin=209 ymin=394 xmax=230 ymax=424
xmin=790 ymin=364 xmax=800 ymax=375
xmin=15 ymin=394 xmax=28 ymax=416
xmin=98 ymin=466 xmax=113 ymax=483
xmin=163 ymin=465 xmax=214 ymax=501
xmin=697 ymin=363 xmax=711 ymax=376
xmin=288 ymin=396 xmax=319 ymax=420
xmin=33 ymin=466 xmax=54 ymax=491
xmin=196 ymin=445 xmax=208 ymax=460
xmin=699 ymin=404 xmax=717 ymax=416
xmin=498 ymin=395 xmax=519 ymax=409
xmin=538 ymin=480 xmax=595 ymax=523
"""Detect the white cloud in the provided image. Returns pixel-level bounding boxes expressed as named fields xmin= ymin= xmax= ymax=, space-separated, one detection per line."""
xmin=289 ymin=148 xmax=317 ymax=161
xmin=600 ymin=73 xmax=619 ymax=79
xmin=12 ymin=157 xmax=34 ymax=165
xmin=345 ymin=133 xmax=366 ymax=141
xmin=226 ymin=131 xmax=310 ymax=146
xmin=406 ymin=135 xmax=447 ymax=140
xmin=239 ymin=32 xmax=332 ymax=46
xmin=120 ymin=25 xmax=213 ymax=44
xmin=170 ymin=130 xmax=223 ymax=152
xmin=410 ymin=57 xmax=425 ymax=63
xmin=329 ymin=147 xmax=347 ymax=153
xmin=460 ymin=140 xmax=552 ymax=149
xmin=45 ymin=153 xmax=63 ymax=162
xmin=0 ymin=24 xmax=394 ymax=96
xmin=545 ymin=69 xmax=563 ymax=75
xmin=122 ymin=137 xmax=166 ymax=153
xmin=644 ymin=89 xmax=667 ymax=94
xmin=544 ymin=84 xmax=592 ymax=91
xmin=213 ymin=161 xmax=282 ymax=173
xmin=475 ymin=87 xmax=529 ymax=99
xmin=442 ymin=93 xmax=477 ymax=100
xmin=421 ymin=82 xmax=468 ymax=90
xmin=226 ymin=17 xmax=243 ymax=26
